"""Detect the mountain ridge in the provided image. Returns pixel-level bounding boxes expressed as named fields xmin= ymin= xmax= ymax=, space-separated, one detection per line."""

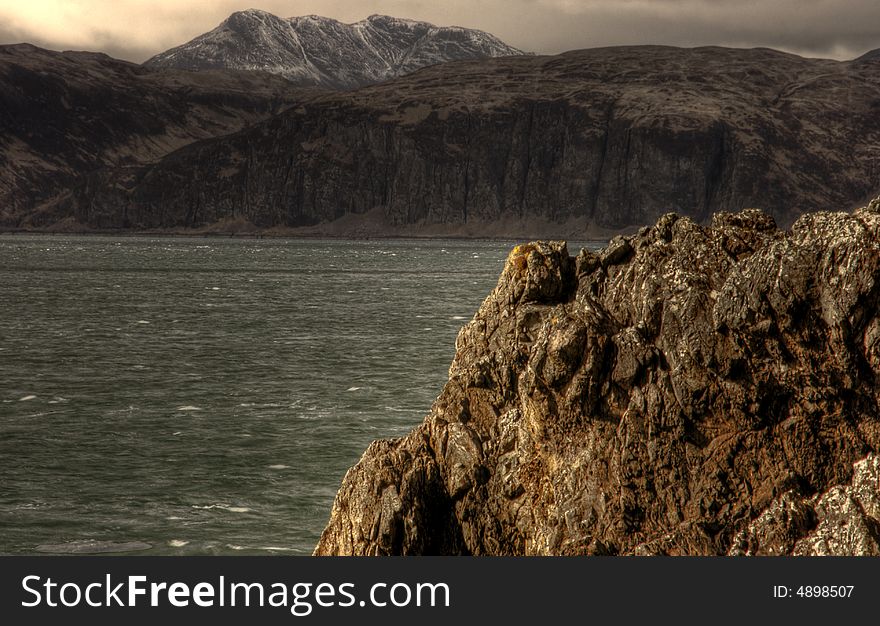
xmin=4 ymin=43 xmax=880 ymax=235
xmin=144 ymin=10 xmax=526 ymax=88
xmin=58 ymin=45 xmax=880 ymax=234
xmin=855 ymin=48 xmax=880 ymax=63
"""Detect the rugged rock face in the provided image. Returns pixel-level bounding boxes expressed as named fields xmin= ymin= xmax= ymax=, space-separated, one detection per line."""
xmin=67 ymin=46 xmax=880 ymax=234
xmin=0 ymin=44 xmax=308 ymax=228
xmin=729 ymin=455 xmax=880 ymax=556
xmin=144 ymin=10 xmax=524 ymax=88
xmin=314 ymin=202 xmax=880 ymax=555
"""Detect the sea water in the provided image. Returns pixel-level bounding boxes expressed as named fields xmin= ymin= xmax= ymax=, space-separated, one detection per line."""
xmin=0 ymin=234 xmax=602 ymax=554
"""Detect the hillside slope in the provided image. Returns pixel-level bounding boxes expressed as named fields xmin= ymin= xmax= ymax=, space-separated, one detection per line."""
xmin=63 ymin=46 xmax=880 ymax=234
xmin=0 ymin=44 xmax=311 ymax=228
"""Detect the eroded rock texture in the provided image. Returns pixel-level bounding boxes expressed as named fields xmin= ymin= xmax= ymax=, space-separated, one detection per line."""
xmin=729 ymin=455 xmax=880 ymax=556
xmin=315 ymin=203 xmax=880 ymax=555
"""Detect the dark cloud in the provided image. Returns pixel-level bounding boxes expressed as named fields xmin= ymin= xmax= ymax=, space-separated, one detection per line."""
xmin=0 ymin=1 xmax=878 ymax=62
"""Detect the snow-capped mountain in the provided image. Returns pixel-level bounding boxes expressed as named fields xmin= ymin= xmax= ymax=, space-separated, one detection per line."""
xmin=144 ymin=10 xmax=525 ymax=88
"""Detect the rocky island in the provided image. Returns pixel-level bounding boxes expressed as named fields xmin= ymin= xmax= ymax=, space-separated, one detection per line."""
xmin=315 ymin=201 xmax=880 ymax=556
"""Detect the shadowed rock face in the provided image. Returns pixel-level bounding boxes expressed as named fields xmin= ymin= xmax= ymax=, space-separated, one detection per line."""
xmin=65 ymin=46 xmax=880 ymax=235
xmin=729 ymin=454 xmax=880 ymax=556
xmin=314 ymin=202 xmax=880 ymax=556
xmin=6 ymin=45 xmax=880 ymax=234
xmin=0 ymin=44 xmax=311 ymax=229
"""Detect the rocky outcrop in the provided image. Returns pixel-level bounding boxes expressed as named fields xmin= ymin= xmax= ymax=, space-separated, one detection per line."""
xmin=62 ymin=46 xmax=880 ymax=234
xmin=314 ymin=201 xmax=880 ymax=555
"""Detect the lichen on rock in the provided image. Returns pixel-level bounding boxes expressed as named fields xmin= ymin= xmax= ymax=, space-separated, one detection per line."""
xmin=314 ymin=204 xmax=880 ymax=556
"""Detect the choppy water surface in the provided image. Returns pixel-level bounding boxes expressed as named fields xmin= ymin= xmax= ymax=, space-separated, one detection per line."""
xmin=0 ymin=235 xmax=601 ymax=555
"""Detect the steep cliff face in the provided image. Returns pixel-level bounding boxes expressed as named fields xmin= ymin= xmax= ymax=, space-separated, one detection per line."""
xmin=69 ymin=46 xmax=880 ymax=234
xmin=314 ymin=201 xmax=880 ymax=556
xmin=0 ymin=44 xmax=309 ymax=228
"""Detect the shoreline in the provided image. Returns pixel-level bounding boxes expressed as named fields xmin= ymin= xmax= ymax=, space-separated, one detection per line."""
xmin=0 ymin=226 xmax=621 ymax=243
xmin=0 ymin=208 xmax=635 ymax=242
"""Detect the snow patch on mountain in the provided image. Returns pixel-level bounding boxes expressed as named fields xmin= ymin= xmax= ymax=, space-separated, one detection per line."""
xmin=145 ymin=10 xmax=526 ymax=88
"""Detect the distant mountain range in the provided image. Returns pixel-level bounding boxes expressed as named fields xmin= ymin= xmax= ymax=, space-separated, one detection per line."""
xmin=2 ymin=12 xmax=880 ymax=236
xmin=144 ymin=10 xmax=525 ymax=88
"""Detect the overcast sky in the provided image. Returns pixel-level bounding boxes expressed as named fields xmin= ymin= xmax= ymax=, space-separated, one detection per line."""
xmin=1 ymin=1 xmax=878 ymax=62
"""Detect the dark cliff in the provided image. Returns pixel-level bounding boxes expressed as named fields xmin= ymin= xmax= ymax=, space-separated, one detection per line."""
xmin=0 ymin=44 xmax=311 ymax=229
xmin=62 ymin=46 xmax=880 ymax=235
xmin=315 ymin=200 xmax=880 ymax=555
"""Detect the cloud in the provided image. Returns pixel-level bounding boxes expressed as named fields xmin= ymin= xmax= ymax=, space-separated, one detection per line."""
xmin=0 ymin=0 xmax=877 ymax=62
xmin=515 ymin=0 xmax=880 ymax=60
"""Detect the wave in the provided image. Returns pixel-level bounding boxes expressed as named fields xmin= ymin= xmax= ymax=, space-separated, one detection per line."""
xmin=192 ymin=504 xmax=251 ymax=513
